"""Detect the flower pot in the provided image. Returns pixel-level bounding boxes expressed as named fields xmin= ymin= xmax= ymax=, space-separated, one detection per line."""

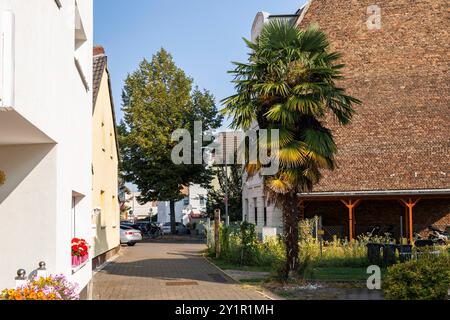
xmin=72 ymin=256 xmax=81 ymax=268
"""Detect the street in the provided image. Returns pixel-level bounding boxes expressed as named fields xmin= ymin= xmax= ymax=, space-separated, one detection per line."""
xmin=92 ymin=239 xmax=269 ymax=300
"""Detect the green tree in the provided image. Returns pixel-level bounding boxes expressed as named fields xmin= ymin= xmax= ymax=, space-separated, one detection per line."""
xmin=119 ymin=49 xmax=223 ymax=234
xmin=222 ymin=21 xmax=360 ymax=278
xmin=206 ymin=164 xmax=243 ymax=222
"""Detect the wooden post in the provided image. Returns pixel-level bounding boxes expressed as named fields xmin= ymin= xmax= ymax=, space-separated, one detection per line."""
xmin=214 ymin=209 xmax=221 ymax=258
xmin=341 ymin=199 xmax=362 ymax=242
xmin=399 ymin=198 xmax=420 ymax=244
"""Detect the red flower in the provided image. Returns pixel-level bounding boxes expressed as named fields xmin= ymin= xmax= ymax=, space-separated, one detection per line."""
xmin=71 ymin=238 xmax=89 ymax=257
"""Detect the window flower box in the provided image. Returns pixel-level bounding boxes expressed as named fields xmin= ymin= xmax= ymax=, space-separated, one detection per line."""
xmin=71 ymin=238 xmax=89 ymax=269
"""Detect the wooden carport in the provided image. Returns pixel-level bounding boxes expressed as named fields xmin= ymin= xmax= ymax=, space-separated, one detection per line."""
xmin=299 ymin=190 xmax=450 ymax=244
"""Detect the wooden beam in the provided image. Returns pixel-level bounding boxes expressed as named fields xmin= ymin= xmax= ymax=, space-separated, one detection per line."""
xmin=341 ymin=199 xmax=363 ymax=242
xmin=399 ymin=198 xmax=421 ymax=244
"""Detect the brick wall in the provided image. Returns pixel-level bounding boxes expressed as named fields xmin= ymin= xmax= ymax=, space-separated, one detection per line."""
xmin=297 ymin=0 xmax=449 ymax=192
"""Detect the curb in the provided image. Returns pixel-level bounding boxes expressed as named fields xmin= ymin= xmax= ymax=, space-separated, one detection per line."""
xmin=202 ymin=255 xmax=281 ymax=301
xmin=92 ymin=252 xmax=121 ymax=276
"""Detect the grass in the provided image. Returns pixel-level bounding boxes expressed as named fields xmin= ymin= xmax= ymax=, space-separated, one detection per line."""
xmin=208 ymin=257 xmax=272 ymax=273
xmin=208 ymin=256 xmax=384 ymax=282
xmin=309 ymin=267 xmax=387 ymax=282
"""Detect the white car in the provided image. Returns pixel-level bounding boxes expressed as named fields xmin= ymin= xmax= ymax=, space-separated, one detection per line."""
xmin=120 ymin=226 xmax=142 ymax=246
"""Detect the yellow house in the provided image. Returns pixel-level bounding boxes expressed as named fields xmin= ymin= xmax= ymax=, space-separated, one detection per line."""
xmin=91 ymin=46 xmax=120 ymax=268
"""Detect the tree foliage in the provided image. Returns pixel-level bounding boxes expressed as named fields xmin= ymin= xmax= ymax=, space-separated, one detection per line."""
xmin=222 ymin=21 xmax=360 ymax=278
xmin=119 ymin=49 xmax=223 ymax=232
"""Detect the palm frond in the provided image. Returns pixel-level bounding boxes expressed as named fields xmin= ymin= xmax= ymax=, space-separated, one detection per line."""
xmin=266 ymin=177 xmax=293 ymax=194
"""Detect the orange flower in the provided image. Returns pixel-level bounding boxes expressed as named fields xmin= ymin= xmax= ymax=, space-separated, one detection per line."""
xmin=14 ymin=293 xmax=23 ymax=300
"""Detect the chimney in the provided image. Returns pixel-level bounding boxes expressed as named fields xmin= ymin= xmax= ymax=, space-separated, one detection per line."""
xmin=93 ymin=45 xmax=105 ymax=56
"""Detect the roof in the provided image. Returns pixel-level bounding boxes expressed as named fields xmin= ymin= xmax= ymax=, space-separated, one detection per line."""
xmin=93 ymin=54 xmax=107 ymax=107
xmin=294 ymin=0 xmax=449 ymax=194
xmin=92 ymin=47 xmax=121 ymax=161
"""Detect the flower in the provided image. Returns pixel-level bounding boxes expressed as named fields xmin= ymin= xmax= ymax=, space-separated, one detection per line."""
xmin=0 ymin=274 xmax=80 ymax=301
xmin=72 ymin=238 xmax=89 ymax=257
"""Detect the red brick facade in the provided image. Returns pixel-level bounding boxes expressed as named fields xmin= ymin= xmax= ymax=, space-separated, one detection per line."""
xmin=297 ymin=0 xmax=449 ymax=192
xmin=295 ymin=0 xmax=449 ymax=239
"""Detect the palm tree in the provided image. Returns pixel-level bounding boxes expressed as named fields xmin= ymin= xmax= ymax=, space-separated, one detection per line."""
xmin=222 ymin=20 xmax=360 ymax=278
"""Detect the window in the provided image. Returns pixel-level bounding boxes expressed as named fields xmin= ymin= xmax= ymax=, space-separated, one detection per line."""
xmin=111 ymin=196 xmax=117 ymax=227
xmin=71 ymin=192 xmax=85 ymax=239
xmin=110 ymin=132 xmax=114 ymax=159
xmin=244 ymin=199 xmax=249 ymax=222
xmin=263 ymin=197 xmax=267 ymax=227
xmin=199 ymin=195 xmax=206 ymax=206
xmin=101 ymin=122 xmax=106 ymax=152
xmin=254 ymin=198 xmax=258 ymax=226
xmin=183 ymin=198 xmax=189 ymax=206
xmin=100 ymin=190 xmax=106 ymax=228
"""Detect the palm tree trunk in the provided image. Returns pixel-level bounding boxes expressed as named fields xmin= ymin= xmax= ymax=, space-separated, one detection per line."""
xmin=282 ymin=193 xmax=301 ymax=279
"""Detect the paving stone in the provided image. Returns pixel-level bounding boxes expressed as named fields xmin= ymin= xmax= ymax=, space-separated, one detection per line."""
xmin=92 ymin=240 xmax=268 ymax=300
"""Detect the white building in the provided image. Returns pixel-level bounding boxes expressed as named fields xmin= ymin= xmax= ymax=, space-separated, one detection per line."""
xmin=0 ymin=0 xmax=93 ymax=296
xmin=157 ymin=184 xmax=208 ymax=226
xmin=125 ymin=191 xmax=158 ymax=220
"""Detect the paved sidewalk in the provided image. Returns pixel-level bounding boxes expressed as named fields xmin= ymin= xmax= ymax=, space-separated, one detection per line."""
xmin=92 ymin=239 xmax=269 ymax=300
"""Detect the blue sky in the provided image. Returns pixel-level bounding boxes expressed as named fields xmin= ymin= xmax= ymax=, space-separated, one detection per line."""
xmin=94 ymin=0 xmax=306 ymax=129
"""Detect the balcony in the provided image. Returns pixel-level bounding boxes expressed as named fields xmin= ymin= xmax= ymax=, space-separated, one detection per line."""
xmin=0 ymin=109 xmax=54 ymax=146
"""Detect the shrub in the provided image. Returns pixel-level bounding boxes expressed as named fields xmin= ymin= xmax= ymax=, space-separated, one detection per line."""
xmin=384 ymin=253 xmax=450 ymax=300
xmin=239 ymin=222 xmax=260 ymax=265
xmin=298 ymin=218 xmax=370 ymax=268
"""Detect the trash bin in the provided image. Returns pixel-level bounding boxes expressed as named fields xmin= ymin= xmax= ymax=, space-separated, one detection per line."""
xmin=398 ymin=245 xmax=413 ymax=262
xmin=383 ymin=244 xmax=398 ymax=267
xmin=367 ymin=243 xmax=383 ymax=266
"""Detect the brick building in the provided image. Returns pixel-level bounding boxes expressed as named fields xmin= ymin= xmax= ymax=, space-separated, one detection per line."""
xmin=244 ymin=0 xmax=450 ymax=242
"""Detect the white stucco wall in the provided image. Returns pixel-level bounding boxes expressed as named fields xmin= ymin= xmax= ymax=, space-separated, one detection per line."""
xmin=0 ymin=0 xmax=93 ymax=291
xmin=157 ymin=200 xmax=185 ymax=225
xmin=188 ymin=184 xmax=207 ymax=214
xmin=243 ymin=174 xmax=283 ymax=235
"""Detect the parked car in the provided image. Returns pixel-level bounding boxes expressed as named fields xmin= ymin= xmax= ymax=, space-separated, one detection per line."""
xmin=120 ymin=226 xmax=142 ymax=246
xmin=131 ymin=221 xmax=163 ymax=239
xmin=162 ymin=222 xmax=188 ymax=235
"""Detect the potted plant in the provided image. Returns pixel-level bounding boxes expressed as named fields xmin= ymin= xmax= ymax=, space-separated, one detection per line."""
xmin=71 ymin=238 xmax=89 ymax=268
